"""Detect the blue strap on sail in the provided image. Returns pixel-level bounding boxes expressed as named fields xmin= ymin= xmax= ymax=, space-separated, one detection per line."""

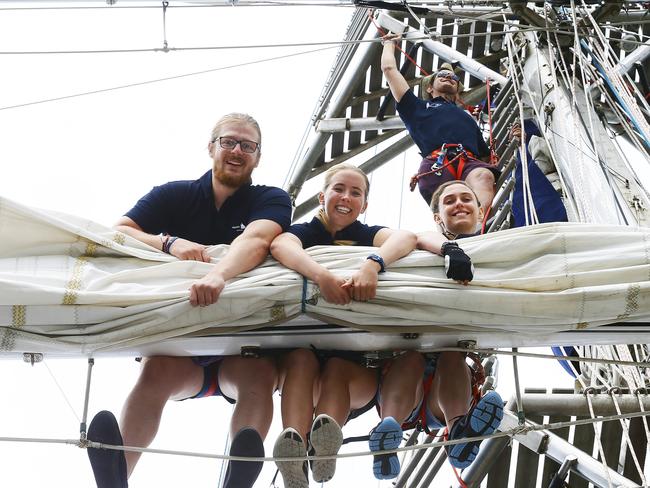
xmin=551 ymin=346 xmax=580 ymax=378
xmin=512 ymin=119 xmax=568 ymax=227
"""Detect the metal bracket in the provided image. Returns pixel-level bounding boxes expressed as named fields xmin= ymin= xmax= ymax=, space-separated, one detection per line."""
xmin=22 ymin=352 xmax=43 ymax=365
xmin=401 ymin=333 xmax=419 ymax=340
xmin=458 ymin=339 xmax=477 ymax=350
xmin=241 ymin=346 xmax=261 ymax=358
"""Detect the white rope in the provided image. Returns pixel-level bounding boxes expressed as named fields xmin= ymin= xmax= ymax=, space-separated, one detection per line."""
xmin=43 ymin=360 xmax=80 ymax=423
xmin=3 ymin=409 xmax=650 ymax=462
xmin=503 ymin=26 xmax=539 ymax=225
xmin=596 ymin=345 xmax=648 ymax=486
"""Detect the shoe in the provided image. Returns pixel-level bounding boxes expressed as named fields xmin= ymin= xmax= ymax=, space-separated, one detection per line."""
xmin=223 ymin=427 xmax=264 ymax=488
xmin=309 ymin=414 xmax=343 ymax=483
xmin=273 ymin=428 xmax=309 ymax=488
xmin=87 ymin=410 xmax=128 ymax=488
xmin=446 ymin=390 xmax=504 ymax=469
xmin=368 ymin=416 xmax=402 ymax=480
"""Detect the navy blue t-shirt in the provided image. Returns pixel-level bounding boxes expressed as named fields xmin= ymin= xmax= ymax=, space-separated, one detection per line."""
xmin=396 ymin=91 xmax=490 ymax=158
xmin=125 ymin=170 xmax=292 ymax=244
xmin=287 ymin=217 xmax=384 ymax=248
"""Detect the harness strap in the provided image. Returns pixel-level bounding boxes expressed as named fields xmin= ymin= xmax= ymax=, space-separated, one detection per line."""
xmin=408 ymin=144 xmax=478 ymax=192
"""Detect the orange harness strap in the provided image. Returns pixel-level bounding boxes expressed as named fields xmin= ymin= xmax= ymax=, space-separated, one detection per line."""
xmin=409 ymin=144 xmax=477 ymax=192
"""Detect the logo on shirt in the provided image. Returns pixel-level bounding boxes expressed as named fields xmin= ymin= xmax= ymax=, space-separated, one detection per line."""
xmin=426 ymin=102 xmax=442 ymax=109
xmin=232 ymin=223 xmax=246 ymax=233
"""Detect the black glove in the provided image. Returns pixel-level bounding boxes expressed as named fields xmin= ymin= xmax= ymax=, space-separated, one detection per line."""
xmin=441 ymin=241 xmax=474 ymax=282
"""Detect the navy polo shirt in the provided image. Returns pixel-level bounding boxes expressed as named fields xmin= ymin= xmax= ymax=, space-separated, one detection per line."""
xmin=125 ymin=170 xmax=292 ymax=245
xmin=288 ymin=217 xmax=385 ymax=248
xmin=396 ymin=91 xmax=490 ymax=158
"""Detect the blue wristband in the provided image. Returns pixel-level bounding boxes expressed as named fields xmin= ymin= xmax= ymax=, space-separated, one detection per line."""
xmin=366 ymin=253 xmax=386 ymax=273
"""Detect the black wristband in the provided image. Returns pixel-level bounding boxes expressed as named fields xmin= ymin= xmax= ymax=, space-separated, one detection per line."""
xmin=162 ymin=236 xmax=179 ymax=254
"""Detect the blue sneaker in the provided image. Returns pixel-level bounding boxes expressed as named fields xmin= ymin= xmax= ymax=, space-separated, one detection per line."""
xmin=369 ymin=416 xmax=403 ymax=480
xmin=446 ymin=390 xmax=504 ymax=469
xmin=87 ymin=410 xmax=128 ymax=488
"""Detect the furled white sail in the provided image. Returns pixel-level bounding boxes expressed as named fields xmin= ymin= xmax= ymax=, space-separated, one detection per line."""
xmin=1 ymin=195 xmax=650 ymax=355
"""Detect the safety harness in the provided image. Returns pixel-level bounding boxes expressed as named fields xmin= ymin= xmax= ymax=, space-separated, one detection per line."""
xmin=399 ymin=352 xmax=486 ymax=435
xmin=409 ymin=143 xmax=482 ymax=192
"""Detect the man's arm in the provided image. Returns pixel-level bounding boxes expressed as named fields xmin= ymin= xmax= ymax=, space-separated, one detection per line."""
xmin=189 ymin=219 xmax=283 ymax=307
xmin=270 ymin=232 xmax=351 ymax=305
xmin=114 ymin=216 xmax=210 ymax=262
xmin=381 ymin=34 xmax=410 ymax=103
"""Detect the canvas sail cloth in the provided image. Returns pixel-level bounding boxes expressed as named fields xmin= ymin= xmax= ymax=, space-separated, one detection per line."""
xmin=1 ymin=195 xmax=650 ymax=355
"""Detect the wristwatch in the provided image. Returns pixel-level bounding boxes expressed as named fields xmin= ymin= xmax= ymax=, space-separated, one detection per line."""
xmin=366 ymin=253 xmax=386 ymax=273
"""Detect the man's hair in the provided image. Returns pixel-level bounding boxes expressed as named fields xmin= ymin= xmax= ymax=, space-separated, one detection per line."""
xmin=209 ymin=113 xmax=262 ymax=147
xmin=322 ymin=163 xmax=370 ymax=199
xmin=430 ymin=180 xmax=480 ymax=213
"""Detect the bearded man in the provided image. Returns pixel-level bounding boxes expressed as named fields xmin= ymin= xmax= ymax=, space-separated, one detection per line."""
xmin=87 ymin=113 xmax=292 ymax=488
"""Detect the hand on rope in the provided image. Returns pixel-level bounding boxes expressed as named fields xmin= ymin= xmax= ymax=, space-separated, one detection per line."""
xmin=441 ymin=241 xmax=474 ymax=285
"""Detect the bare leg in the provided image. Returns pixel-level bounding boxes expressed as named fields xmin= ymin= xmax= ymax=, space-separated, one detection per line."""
xmin=426 ymin=352 xmax=472 ymax=430
xmin=465 ymin=167 xmax=496 ymax=212
xmin=277 ymin=348 xmax=320 ymax=440
xmin=218 ymin=356 xmax=277 ymax=439
xmin=379 ymin=351 xmax=425 ymax=422
xmin=120 ymin=356 xmax=204 ymax=477
xmin=315 ymin=357 xmax=378 ymax=427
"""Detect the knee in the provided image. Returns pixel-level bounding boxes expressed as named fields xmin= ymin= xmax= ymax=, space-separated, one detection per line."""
xmin=136 ymin=356 xmax=189 ymax=395
xmin=321 ymin=357 xmax=351 ymax=383
xmin=396 ymin=351 xmax=426 ymax=374
xmin=140 ymin=356 xmax=183 ymax=385
xmin=465 ymin=168 xmax=495 ymax=189
xmin=284 ymin=348 xmax=319 ymax=373
xmin=246 ymin=357 xmax=278 ymax=386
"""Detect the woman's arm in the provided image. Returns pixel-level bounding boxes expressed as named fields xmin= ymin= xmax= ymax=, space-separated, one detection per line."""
xmin=417 ymin=231 xmax=474 ymax=285
xmin=345 ymin=228 xmax=417 ymax=301
xmin=270 ymin=232 xmax=351 ymax=305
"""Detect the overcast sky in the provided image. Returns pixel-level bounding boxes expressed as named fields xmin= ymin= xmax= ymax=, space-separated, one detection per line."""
xmin=0 ymin=3 xmax=576 ymax=487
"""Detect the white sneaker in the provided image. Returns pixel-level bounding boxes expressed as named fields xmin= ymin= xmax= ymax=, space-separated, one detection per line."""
xmin=273 ymin=427 xmax=308 ymax=488
xmin=309 ymin=414 xmax=343 ymax=483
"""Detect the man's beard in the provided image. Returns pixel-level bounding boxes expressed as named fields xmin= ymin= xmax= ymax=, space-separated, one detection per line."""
xmin=214 ymin=165 xmax=252 ymax=188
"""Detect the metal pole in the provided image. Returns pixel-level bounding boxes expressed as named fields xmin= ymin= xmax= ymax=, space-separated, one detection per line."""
xmin=375 ymin=12 xmax=508 ymax=86
xmin=394 ymin=433 xmax=436 ymax=488
xmin=501 ymin=410 xmax=640 ymax=488
xmin=519 ymin=393 xmax=650 ymax=417
xmin=286 ymin=32 xmax=381 ymax=201
xmin=80 ymin=357 xmax=95 ymax=440
xmin=292 ymin=133 xmax=413 ymax=220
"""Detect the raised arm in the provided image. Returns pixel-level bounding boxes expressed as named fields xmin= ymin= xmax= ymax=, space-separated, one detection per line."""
xmin=190 ymin=219 xmax=283 ymax=306
xmin=417 ymin=231 xmax=474 ymax=285
xmin=114 ymin=216 xmax=210 ymax=262
xmin=380 ymin=33 xmax=410 ymax=103
xmin=270 ymin=232 xmax=351 ymax=305
xmin=345 ymin=228 xmax=417 ymax=301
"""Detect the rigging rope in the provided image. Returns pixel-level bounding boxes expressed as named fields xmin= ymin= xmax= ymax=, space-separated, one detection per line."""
xmin=3 ymin=409 xmax=650 ymax=463
xmin=0 ymin=46 xmax=338 ymax=112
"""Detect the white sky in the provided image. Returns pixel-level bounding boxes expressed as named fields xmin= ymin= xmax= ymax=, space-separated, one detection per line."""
xmin=0 ymin=3 xmax=575 ymax=487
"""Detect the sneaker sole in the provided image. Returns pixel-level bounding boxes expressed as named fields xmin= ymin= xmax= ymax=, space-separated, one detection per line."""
xmin=448 ymin=391 xmax=504 ymax=469
xmin=273 ymin=430 xmax=308 ymax=488
xmin=310 ymin=415 xmax=343 ymax=483
xmin=369 ymin=417 xmax=402 ymax=480
xmin=87 ymin=410 xmax=128 ymax=488
xmin=224 ymin=428 xmax=264 ymax=488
